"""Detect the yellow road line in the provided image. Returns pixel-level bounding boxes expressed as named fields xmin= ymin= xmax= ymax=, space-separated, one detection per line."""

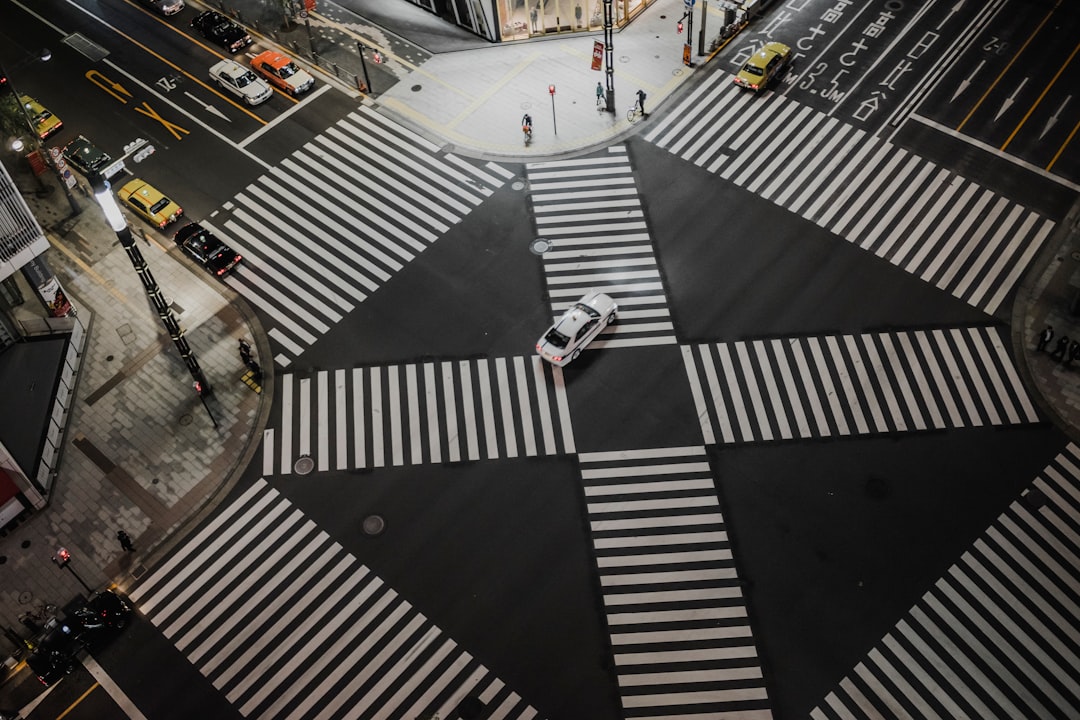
xmin=956 ymin=0 xmax=1060 ymax=132
xmin=1001 ymin=39 xmax=1080 ymax=152
xmin=112 ymin=0 xmax=271 ymax=123
xmin=57 ymin=682 xmax=100 ymax=719
xmin=1047 ymin=115 xmax=1079 ymax=172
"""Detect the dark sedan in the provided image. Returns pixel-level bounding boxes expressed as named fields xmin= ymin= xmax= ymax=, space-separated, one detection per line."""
xmin=175 ymin=222 xmax=242 ymax=277
xmin=190 ymin=10 xmax=252 ymax=53
xmin=25 ymin=622 xmax=83 ymax=686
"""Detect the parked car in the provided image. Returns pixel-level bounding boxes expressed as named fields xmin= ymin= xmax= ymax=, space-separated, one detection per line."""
xmin=190 ymin=10 xmax=252 ymax=53
xmin=136 ymin=0 xmax=184 ymax=15
xmin=62 ymin=135 xmax=123 ymax=179
xmin=18 ymin=96 xmax=63 ymax=140
xmin=733 ymin=41 xmax=792 ymax=92
xmin=536 ymin=290 xmax=618 ymax=366
xmin=174 ymin=222 xmax=242 ymax=277
xmin=250 ymin=51 xmax=315 ymax=96
xmin=209 ymin=59 xmax=272 ymax=105
xmin=25 ymin=622 xmax=83 ymax=686
xmin=118 ymin=178 xmax=183 ymax=229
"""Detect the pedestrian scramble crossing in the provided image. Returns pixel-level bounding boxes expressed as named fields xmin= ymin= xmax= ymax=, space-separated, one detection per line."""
xmin=644 ymin=75 xmax=1056 ymax=316
xmin=264 ymin=356 xmax=575 ymax=475
xmin=128 ymin=479 xmax=543 ymax=720
xmin=682 ymin=325 xmax=1039 ymax=445
xmin=526 ymin=146 xmax=677 ymax=350
xmin=579 ymin=447 xmax=771 ymax=718
xmin=811 ymin=443 xmax=1080 ymax=719
xmin=203 ymin=105 xmax=512 ymax=367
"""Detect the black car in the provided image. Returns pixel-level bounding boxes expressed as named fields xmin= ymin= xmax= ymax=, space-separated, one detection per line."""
xmin=190 ymin=10 xmax=252 ymax=53
xmin=72 ymin=590 xmax=131 ymax=632
xmin=62 ymin=135 xmax=121 ymax=179
xmin=175 ymin=222 xmax=242 ymax=277
xmin=25 ymin=622 xmax=83 ymax=686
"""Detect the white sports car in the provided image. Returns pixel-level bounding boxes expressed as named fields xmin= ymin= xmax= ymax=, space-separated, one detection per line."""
xmin=536 ymin=290 xmax=618 ymax=366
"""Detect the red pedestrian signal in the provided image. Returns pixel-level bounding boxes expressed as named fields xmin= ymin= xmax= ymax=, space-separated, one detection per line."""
xmin=676 ymin=20 xmax=683 ymax=33
xmin=193 ymin=380 xmax=203 ymax=396
xmin=549 ymin=84 xmax=556 ymax=95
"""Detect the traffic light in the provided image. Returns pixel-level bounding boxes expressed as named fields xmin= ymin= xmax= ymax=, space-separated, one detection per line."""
xmin=676 ymin=20 xmax=683 ymax=33
xmin=193 ymin=380 xmax=204 ymax=396
xmin=53 ymin=548 xmax=71 ymax=567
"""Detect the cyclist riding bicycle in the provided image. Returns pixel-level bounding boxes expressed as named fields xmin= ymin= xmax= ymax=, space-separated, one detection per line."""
xmin=522 ymin=113 xmax=532 ymax=131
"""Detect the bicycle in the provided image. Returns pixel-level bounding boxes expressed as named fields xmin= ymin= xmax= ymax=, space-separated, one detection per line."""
xmin=522 ymin=122 xmax=533 ymax=145
xmin=627 ymin=104 xmax=644 ymax=123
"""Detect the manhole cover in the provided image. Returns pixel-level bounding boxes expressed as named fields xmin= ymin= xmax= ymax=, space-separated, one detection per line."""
xmin=294 ymin=456 xmax=315 ymax=475
xmin=362 ymin=514 xmax=386 ymax=536
xmin=530 ymin=238 xmax=552 ymax=255
xmin=179 ymin=414 xmax=193 ymax=426
xmin=512 ymin=180 xmax=526 ymax=191
xmin=411 ymin=84 xmax=422 ymax=92
xmin=18 ymin=591 xmax=32 ymax=604
xmin=884 ymin=0 xmax=903 ymax=9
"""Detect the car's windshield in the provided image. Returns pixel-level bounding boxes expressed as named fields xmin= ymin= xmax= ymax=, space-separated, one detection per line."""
xmin=150 ymin=197 xmax=172 ymax=214
xmin=543 ymin=328 xmax=570 ymax=348
xmin=741 ymin=64 xmax=764 ymax=77
xmin=571 ymin=303 xmax=600 ymax=318
xmin=236 ymin=71 xmax=257 ymax=87
xmin=278 ymin=63 xmax=298 ymax=78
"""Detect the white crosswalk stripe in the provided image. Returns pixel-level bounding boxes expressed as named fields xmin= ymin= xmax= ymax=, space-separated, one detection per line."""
xmin=128 ymin=479 xmax=543 ymax=720
xmin=812 ymin=443 xmax=1080 ymax=720
xmin=644 ymin=75 xmax=1056 ymax=316
xmin=203 ymin=106 xmax=512 ymax=367
xmin=682 ymin=326 xmax=1039 ymax=444
xmin=527 ymin=146 xmax=677 ymax=351
xmin=266 ymin=355 xmax=575 ymax=475
xmin=579 ymin=446 xmax=772 ymax=719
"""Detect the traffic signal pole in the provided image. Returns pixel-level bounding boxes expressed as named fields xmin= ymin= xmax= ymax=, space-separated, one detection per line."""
xmin=603 ymin=0 xmax=614 ymax=112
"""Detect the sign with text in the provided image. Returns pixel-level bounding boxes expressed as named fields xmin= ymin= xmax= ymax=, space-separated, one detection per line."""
xmin=591 ymin=41 xmax=604 ymax=71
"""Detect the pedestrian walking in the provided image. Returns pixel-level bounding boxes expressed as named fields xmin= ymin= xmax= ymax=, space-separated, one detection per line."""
xmin=247 ymin=357 xmax=263 ymax=382
xmin=1050 ymin=336 xmax=1069 ymax=361
xmin=117 ymin=530 xmax=135 ymax=552
xmin=239 ymin=338 xmax=252 ymax=361
xmin=1036 ymin=324 xmax=1054 ymax=351
xmin=596 ymin=82 xmax=604 ymax=108
xmin=636 ymin=88 xmax=647 ymax=116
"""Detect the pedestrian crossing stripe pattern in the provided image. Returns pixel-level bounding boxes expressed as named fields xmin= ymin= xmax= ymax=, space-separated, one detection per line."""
xmin=203 ymin=105 xmax=513 ymax=368
xmin=578 ymin=446 xmax=772 ymax=719
xmin=682 ymin=325 xmax=1039 ymax=445
xmin=265 ymin=356 xmax=575 ymax=476
xmin=128 ymin=479 xmax=543 ymax=720
xmin=526 ymin=146 xmax=678 ymax=351
xmin=811 ymin=443 xmax=1080 ymax=719
xmin=644 ymin=74 xmax=1056 ymax=317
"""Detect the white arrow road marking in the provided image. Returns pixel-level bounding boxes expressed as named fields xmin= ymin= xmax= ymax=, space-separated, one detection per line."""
xmin=184 ymin=90 xmax=231 ymax=122
xmin=1040 ymin=95 xmax=1070 ymax=139
xmin=995 ymin=77 xmax=1028 ymax=121
xmin=951 ymin=58 xmax=984 ymax=102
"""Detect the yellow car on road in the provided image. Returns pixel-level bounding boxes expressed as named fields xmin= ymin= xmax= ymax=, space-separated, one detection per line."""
xmin=118 ymin=179 xmax=183 ymax=229
xmin=19 ymin=96 xmax=63 ymax=140
xmin=734 ymin=42 xmax=792 ymax=92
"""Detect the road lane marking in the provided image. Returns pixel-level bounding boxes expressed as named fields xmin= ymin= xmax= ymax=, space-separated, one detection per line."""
xmin=956 ymin=0 xmax=1061 ymax=132
xmin=81 ymin=655 xmax=148 ymax=719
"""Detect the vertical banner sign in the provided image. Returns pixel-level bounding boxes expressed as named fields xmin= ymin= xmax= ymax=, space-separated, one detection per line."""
xmin=683 ymin=43 xmax=691 ymax=66
xmin=21 ymin=256 xmax=73 ymax=318
xmin=592 ymin=41 xmax=604 ymax=71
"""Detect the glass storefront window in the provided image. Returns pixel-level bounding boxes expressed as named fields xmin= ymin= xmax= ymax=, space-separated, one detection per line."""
xmin=498 ymin=0 xmax=656 ymax=42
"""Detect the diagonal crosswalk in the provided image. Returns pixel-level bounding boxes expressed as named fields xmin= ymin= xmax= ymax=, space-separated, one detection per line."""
xmin=812 ymin=443 xmax=1080 ymax=719
xmin=526 ymin=146 xmax=677 ymax=350
xmin=579 ymin=447 xmax=771 ymax=719
xmin=645 ymin=74 xmax=1056 ymax=316
xmin=203 ymin=106 xmax=512 ymax=367
xmin=264 ymin=356 xmax=575 ymax=476
xmin=128 ymin=479 xmax=543 ymax=720
xmin=682 ymin=325 xmax=1039 ymax=444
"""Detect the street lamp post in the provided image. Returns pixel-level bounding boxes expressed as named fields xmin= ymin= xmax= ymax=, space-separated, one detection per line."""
xmin=52 ymin=547 xmax=93 ymax=595
xmin=88 ymin=173 xmax=216 ymax=424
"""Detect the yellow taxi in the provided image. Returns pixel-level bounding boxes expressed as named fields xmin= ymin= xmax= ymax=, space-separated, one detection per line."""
xmin=733 ymin=42 xmax=792 ymax=92
xmin=118 ymin=179 xmax=183 ymax=229
xmin=19 ymin=96 xmax=63 ymax=140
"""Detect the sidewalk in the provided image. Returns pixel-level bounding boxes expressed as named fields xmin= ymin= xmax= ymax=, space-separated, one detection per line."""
xmin=0 ymin=159 xmax=268 ymax=686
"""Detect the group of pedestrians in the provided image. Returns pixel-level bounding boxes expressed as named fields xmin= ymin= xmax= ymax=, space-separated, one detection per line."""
xmin=1036 ymin=324 xmax=1080 ymax=368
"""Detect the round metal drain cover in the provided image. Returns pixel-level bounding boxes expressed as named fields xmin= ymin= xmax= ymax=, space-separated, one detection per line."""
xmin=512 ymin=180 xmax=526 ymax=191
xmin=362 ymin=514 xmax=386 ymax=536
xmin=179 ymin=414 xmax=193 ymax=426
xmin=18 ymin=591 xmax=32 ymax=604
xmin=411 ymin=84 xmax=422 ymax=92
xmin=530 ymin=238 xmax=552 ymax=255
xmin=294 ymin=456 xmax=315 ymax=475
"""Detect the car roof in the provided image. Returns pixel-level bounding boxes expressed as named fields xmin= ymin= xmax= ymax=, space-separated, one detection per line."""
xmin=175 ymin=222 xmax=206 ymax=242
xmin=254 ymin=50 xmax=290 ymax=66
